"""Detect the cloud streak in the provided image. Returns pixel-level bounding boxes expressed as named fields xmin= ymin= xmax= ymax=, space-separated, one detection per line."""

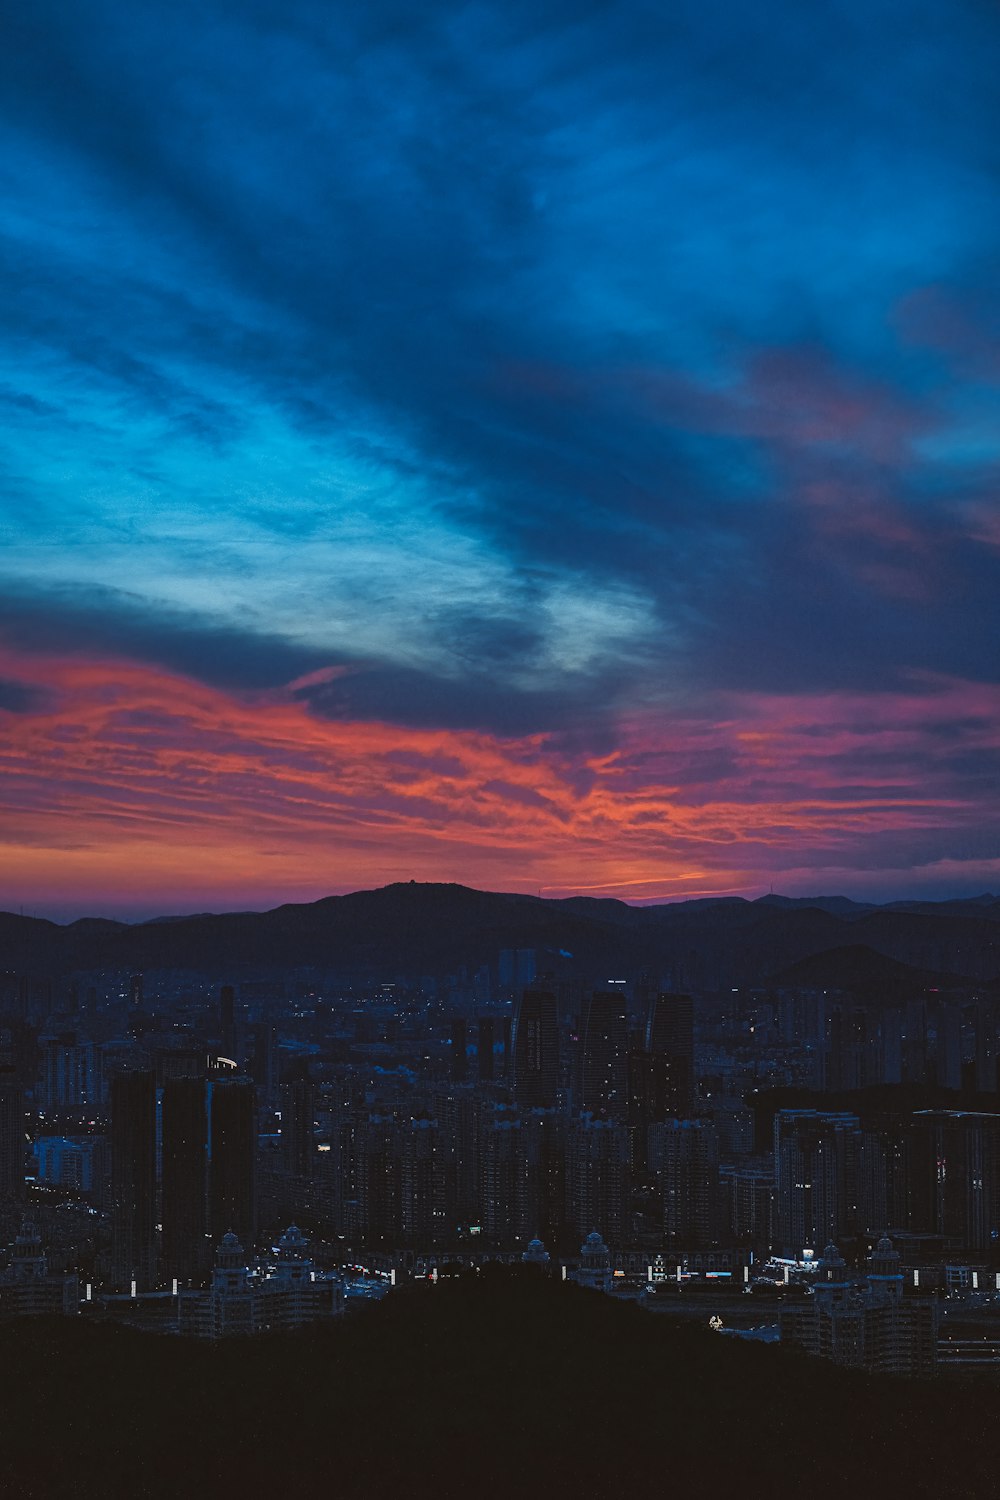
xmin=1 ymin=651 xmax=998 ymax=918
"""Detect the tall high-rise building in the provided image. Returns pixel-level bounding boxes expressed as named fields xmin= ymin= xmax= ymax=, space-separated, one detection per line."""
xmin=723 ymin=1159 xmax=774 ymax=1249
xmin=477 ymin=1105 xmax=566 ymax=1249
xmin=357 ymin=1113 xmax=402 ymax=1243
xmin=431 ymin=1087 xmax=478 ymax=1228
xmin=648 ymin=1117 xmax=721 ymax=1248
xmin=479 ymin=1110 xmax=529 ymax=1245
xmin=209 ymin=1079 xmax=257 ymax=1249
xmin=110 ymin=1068 xmax=157 ymax=1291
xmin=499 ymin=948 xmax=537 ymax=997
xmin=566 ymin=1115 xmax=630 ymax=1246
xmin=856 ymin=1126 xmax=910 ymax=1238
xmin=512 ymin=991 xmax=559 ymax=1109
xmin=0 ymin=1065 xmax=25 ymax=1205
xmin=41 ymin=1036 xmax=102 ymax=1110
xmin=128 ymin=974 xmax=144 ymax=1011
xmin=352 ymin=1111 xmax=453 ymax=1245
xmin=280 ymin=1069 xmax=315 ymax=1180
xmin=773 ymin=1109 xmax=862 ymax=1257
xmin=251 ymin=1026 xmax=278 ymax=1105
xmin=901 ymin=999 xmax=930 ymax=1085
xmin=934 ymin=1002 xmax=963 ymax=1091
xmin=973 ymin=1002 xmax=999 ymax=1093
xmin=907 ymin=1110 xmax=1000 ymax=1251
xmin=579 ymin=990 xmax=629 ymax=1118
xmin=521 ymin=1108 xmax=567 ymax=1250
xmin=827 ymin=1004 xmax=875 ymax=1091
xmin=399 ymin=1116 xmax=446 ymax=1242
xmin=477 ymin=1016 xmax=495 ymax=1083
xmin=162 ymin=1075 xmax=208 ymax=1286
xmin=449 ymin=1019 xmax=468 ymax=1085
xmin=219 ymin=985 xmax=237 ymax=1059
xmin=0 ymin=976 xmax=27 ymax=1022
xmin=643 ymin=992 xmax=695 ymax=1118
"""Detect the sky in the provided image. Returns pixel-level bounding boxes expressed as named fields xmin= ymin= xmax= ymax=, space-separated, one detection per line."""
xmin=2 ymin=0 xmax=1000 ymax=920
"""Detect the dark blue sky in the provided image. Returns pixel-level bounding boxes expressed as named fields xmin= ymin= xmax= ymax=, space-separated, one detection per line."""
xmin=2 ymin=1 xmax=1000 ymax=916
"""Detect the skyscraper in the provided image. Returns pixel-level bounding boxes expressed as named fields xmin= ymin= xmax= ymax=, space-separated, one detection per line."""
xmin=449 ymin=1018 xmax=468 ymax=1085
xmin=41 ymin=1035 xmax=101 ymax=1110
xmin=648 ymin=1117 xmax=721 ymax=1248
xmin=477 ymin=1016 xmax=495 ymax=1083
xmin=280 ymin=1068 xmax=315 ymax=1180
xmin=251 ymin=1025 xmax=278 ymax=1105
xmin=522 ymin=1108 xmax=567 ymax=1250
xmin=219 ymin=985 xmax=236 ymax=1059
xmin=162 ymin=1074 xmax=209 ymax=1286
xmin=773 ymin=1109 xmax=862 ymax=1256
xmin=399 ymin=1115 xmax=446 ymax=1242
xmin=566 ymin=1115 xmax=630 ymax=1246
xmin=0 ymin=1065 xmax=25 ymax=1205
xmin=357 ymin=1112 xmax=402 ymax=1243
xmin=209 ymin=1078 xmax=257 ymax=1248
xmin=479 ymin=1110 xmax=529 ymax=1244
xmin=110 ymin=1068 xmax=157 ymax=1291
xmin=579 ymin=990 xmax=629 ymax=1118
xmin=908 ymin=1110 xmax=1000 ymax=1251
xmin=643 ymin=992 xmax=695 ymax=1118
xmin=973 ymin=1001 xmax=999 ymax=1092
xmin=499 ymin=948 xmax=537 ymax=997
xmin=512 ymin=990 xmax=558 ymax=1109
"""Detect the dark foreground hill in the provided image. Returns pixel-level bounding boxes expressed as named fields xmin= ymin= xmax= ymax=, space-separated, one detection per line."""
xmin=2 ymin=882 xmax=1000 ymax=986
xmin=0 ymin=1272 xmax=992 ymax=1500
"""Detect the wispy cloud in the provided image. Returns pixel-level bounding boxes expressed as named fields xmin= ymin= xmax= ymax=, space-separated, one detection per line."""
xmin=1 ymin=650 xmax=998 ymax=917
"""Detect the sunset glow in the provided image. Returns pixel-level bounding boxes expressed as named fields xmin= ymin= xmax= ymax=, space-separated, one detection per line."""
xmin=3 ymin=647 xmax=998 ymax=918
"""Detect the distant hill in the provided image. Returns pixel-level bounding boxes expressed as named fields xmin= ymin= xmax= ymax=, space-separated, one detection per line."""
xmin=770 ymin=944 xmax=974 ymax=998
xmin=754 ymin=893 xmax=878 ymax=915
xmin=1 ymin=882 xmax=999 ymax=987
xmin=0 ymin=1273 xmax=993 ymax=1499
xmin=883 ymin=894 xmax=1000 ymax=918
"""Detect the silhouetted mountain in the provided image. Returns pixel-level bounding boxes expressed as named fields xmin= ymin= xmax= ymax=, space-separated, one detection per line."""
xmin=64 ymin=918 xmax=130 ymax=935
xmin=0 ymin=1273 xmax=993 ymax=1499
xmin=754 ymin=893 xmax=877 ymax=915
xmin=1 ymin=882 xmax=999 ymax=987
xmin=140 ymin=912 xmax=237 ymax=925
xmin=882 ymin=894 xmax=1000 ymax=918
xmin=770 ymin=944 xmax=973 ymax=998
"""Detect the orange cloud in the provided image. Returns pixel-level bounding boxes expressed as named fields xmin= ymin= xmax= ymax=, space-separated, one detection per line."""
xmin=1 ymin=649 xmax=999 ymax=916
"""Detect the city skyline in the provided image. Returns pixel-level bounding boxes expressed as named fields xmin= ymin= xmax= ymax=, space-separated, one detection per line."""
xmin=3 ymin=1 xmax=1000 ymax=917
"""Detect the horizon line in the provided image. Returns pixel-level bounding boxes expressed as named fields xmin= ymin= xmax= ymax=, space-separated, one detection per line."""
xmin=2 ymin=879 xmax=997 ymax=929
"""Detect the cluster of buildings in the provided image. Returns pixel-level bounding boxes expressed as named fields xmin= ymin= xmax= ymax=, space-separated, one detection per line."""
xmin=0 ymin=956 xmax=999 ymax=1370
xmin=178 ymin=1224 xmax=342 ymax=1337
xmin=0 ymin=1216 xmax=78 ymax=1318
xmin=779 ymin=1235 xmax=938 ymax=1377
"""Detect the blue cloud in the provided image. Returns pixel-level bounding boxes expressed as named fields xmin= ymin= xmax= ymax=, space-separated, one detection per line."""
xmin=1 ymin=0 xmax=999 ymax=731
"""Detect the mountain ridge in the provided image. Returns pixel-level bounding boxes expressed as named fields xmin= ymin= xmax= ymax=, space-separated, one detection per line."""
xmin=1 ymin=882 xmax=999 ymax=987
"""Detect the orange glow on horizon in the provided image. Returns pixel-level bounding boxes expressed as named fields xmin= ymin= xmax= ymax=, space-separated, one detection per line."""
xmin=1 ymin=647 xmax=999 ymax=917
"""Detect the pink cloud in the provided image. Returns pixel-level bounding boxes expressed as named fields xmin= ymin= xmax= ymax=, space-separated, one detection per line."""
xmin=2 ymin=648 xmax=998 ymax=915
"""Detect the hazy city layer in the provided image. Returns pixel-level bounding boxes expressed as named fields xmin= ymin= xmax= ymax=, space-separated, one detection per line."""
xmin=2 ymin=881 xmax=999 ymax=1390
